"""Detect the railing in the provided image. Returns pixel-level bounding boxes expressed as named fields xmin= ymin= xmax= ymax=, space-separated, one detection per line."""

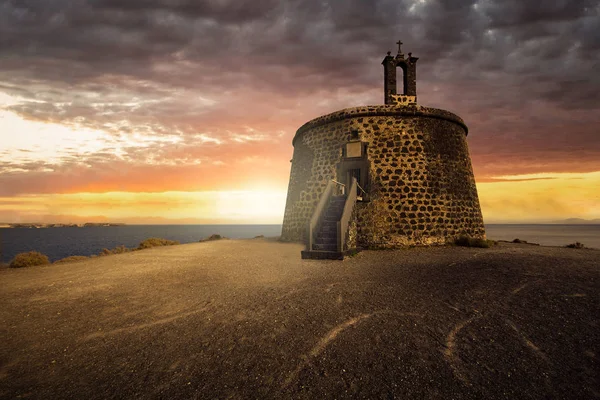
xmin=356 ymin=181 xmax=368 ymax=199
xmin=331 ymin=178 xmax=367 ymax=200
xmin=308 ymin=180 xmax=335 ymax=251
xmin=337 ymin=177 xmax=358 ymax=252
xmin=330 ymin=179 xmax=346 ymax=195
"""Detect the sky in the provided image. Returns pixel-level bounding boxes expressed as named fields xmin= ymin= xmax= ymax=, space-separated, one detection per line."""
xmin=0 ymin=0 xmax=599 ymax=224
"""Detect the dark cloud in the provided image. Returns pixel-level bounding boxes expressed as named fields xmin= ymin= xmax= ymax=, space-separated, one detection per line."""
xmin=476 ymin=0 xmax=596 ymax=28
xmin=0 ymin=0 xmax=599 ymax=189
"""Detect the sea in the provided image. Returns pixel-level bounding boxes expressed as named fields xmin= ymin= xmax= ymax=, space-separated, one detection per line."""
xmin=0 ymin=225 xmax=282 ymax=263
xmin=1 ymin=224 xmax=599 ymax=263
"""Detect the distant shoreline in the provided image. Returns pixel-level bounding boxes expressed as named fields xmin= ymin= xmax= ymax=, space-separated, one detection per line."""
xmin=0 ymin=223 xmax=126 ymax=228
xmin=2 ymin=222 xmax=599 ymax=228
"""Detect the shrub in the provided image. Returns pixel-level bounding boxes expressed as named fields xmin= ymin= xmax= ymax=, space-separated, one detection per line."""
xmin=510 ymin=238 xmax=540 ymax=246
xmin=199 ymin=234 xmax=227 ymax=242
xmin=99 ymin=248 xmax=111 ymax=256
xmin=114 ymin=245 xmax=130 ymax=254
xmin=138 ymin=237 xmax=180 ymax=249
xmin=99 ymin=245 xmax=131 ymax=256
xmin=9 ymin=251 xmax=50 ymax=268
xmin=454 ymin=235 xmax=495 ymax=248
xmin=566 ymin=242 xmax=585 ymax=249
xmin=54 ymin=255 xmax=89 ymax=264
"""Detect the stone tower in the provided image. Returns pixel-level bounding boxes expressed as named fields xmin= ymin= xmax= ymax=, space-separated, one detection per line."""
xmin=281 ymin=42 xmax=485 ymax=257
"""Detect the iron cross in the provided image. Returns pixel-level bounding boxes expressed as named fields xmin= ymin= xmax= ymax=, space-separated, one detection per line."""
xmin=396 ymin=40 xmax=403 ymax=54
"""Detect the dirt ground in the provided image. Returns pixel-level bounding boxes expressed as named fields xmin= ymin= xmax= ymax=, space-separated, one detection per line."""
xmin=1 ymin=239 xmax=598 ymax=399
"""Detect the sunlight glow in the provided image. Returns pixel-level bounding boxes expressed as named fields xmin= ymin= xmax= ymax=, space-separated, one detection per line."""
xmin=0 ymin=109 xmax=115 ymax=165
xmin=0 ymin=191 xmax=287 ymax=224
xmin=477 ymin=171 xmax=600 ymax=223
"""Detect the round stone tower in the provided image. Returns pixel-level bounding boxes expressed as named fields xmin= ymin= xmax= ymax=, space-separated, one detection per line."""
xmin=281 ymin=42 xmax=485 ymax=250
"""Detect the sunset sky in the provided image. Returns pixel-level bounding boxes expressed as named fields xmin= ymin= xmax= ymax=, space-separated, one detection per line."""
xmin=1 ymin=0 xmax=598 ymax=224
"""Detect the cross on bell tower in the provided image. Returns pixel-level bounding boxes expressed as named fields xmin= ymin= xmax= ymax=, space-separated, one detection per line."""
xmin=396 ymin=40 xmax=404 ymax=58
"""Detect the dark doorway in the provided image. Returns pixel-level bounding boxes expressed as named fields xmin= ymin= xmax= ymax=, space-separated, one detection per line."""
xmin=348 ymin=168 xmax=361 ymax=195
xmin=337 ymin=140 xmax=369 ymax=201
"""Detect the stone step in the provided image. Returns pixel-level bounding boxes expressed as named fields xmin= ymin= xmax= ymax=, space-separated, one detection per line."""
xmin=316 ymin=232 xmax=336 ymax=241
xmin=320 ymin=220 xmax=337 ymax=226
xmin=301 ymin=250 xmax=345 ymax=260
xmin=320 ymin=225 xmax=338 ymax=233
xmin=312 ymin=243 xmax=338 ymax=252
xmin=315 ymin=237 xmax=337 ymax=245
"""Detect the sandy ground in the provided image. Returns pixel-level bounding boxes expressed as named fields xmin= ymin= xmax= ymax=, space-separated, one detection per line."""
xmin=1 ymin=239 xmax=599 ymax=399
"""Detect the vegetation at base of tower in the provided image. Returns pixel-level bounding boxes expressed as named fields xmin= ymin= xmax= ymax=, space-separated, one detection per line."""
xmin=566 ymin=242 xmax=586 ymax=249
xmin=454 ymin=236 xmax=496 ymax=248
xmin=54 ymin=255 xmax=89 ymax=264
xmin=9 ymin=251 xmax=50 ymax=268
xmin=138 ymin=238 xmax=180 ymax=249
xmin=345 ymin=249 xmax=361 ymax=257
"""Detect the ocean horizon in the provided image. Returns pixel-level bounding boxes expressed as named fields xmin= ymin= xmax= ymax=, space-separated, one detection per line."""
xmin=1 ymin=224 xmax=599 ymax=263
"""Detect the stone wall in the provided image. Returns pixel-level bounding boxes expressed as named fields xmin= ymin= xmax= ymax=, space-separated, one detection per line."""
xmin=389 ymin=94 xmax=416 ymax=106
xmin=280 ymin=104 xmax=486 ymax=247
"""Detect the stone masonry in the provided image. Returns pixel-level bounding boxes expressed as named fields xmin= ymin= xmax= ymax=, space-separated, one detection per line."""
xmin=281 ymin=43 xmax=485 ymax=248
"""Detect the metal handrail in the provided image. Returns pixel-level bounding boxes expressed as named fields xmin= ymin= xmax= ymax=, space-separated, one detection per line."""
xmin=330 ymin=179 xmax=346 ymax=195
xmin=356 ymin=181 xmax=368 ymax=197
xmin=332 ymin=178 xmax=367 ymax=198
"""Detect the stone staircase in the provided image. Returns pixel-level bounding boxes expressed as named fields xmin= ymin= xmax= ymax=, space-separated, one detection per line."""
xmin=301 ymin=195 xmax=346 ymax=259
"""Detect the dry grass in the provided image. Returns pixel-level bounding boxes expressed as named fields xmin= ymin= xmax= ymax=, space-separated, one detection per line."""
xmin=566 ymin=242 xmax=585 ymax=249
xmin=138 ymin=238 xmax=180 ymax=249
xmin=9 ymin=251 xmax=50 ymax=268
xmin=510 ymin=238 xmax=540 ymax=246
xmin=199 ymin=234 xmax=227 ymax=242
xmin=54 ymin=255 xmax=89 ymax=264
xmin=7 ymin=238 xmax=181 ymax=269
xmin=100 ymin=245 xmax=131 ymax=256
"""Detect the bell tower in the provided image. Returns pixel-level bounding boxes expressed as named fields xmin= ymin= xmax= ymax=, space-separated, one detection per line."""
xmin=382 ymin=40 xmax=419 ymax=105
